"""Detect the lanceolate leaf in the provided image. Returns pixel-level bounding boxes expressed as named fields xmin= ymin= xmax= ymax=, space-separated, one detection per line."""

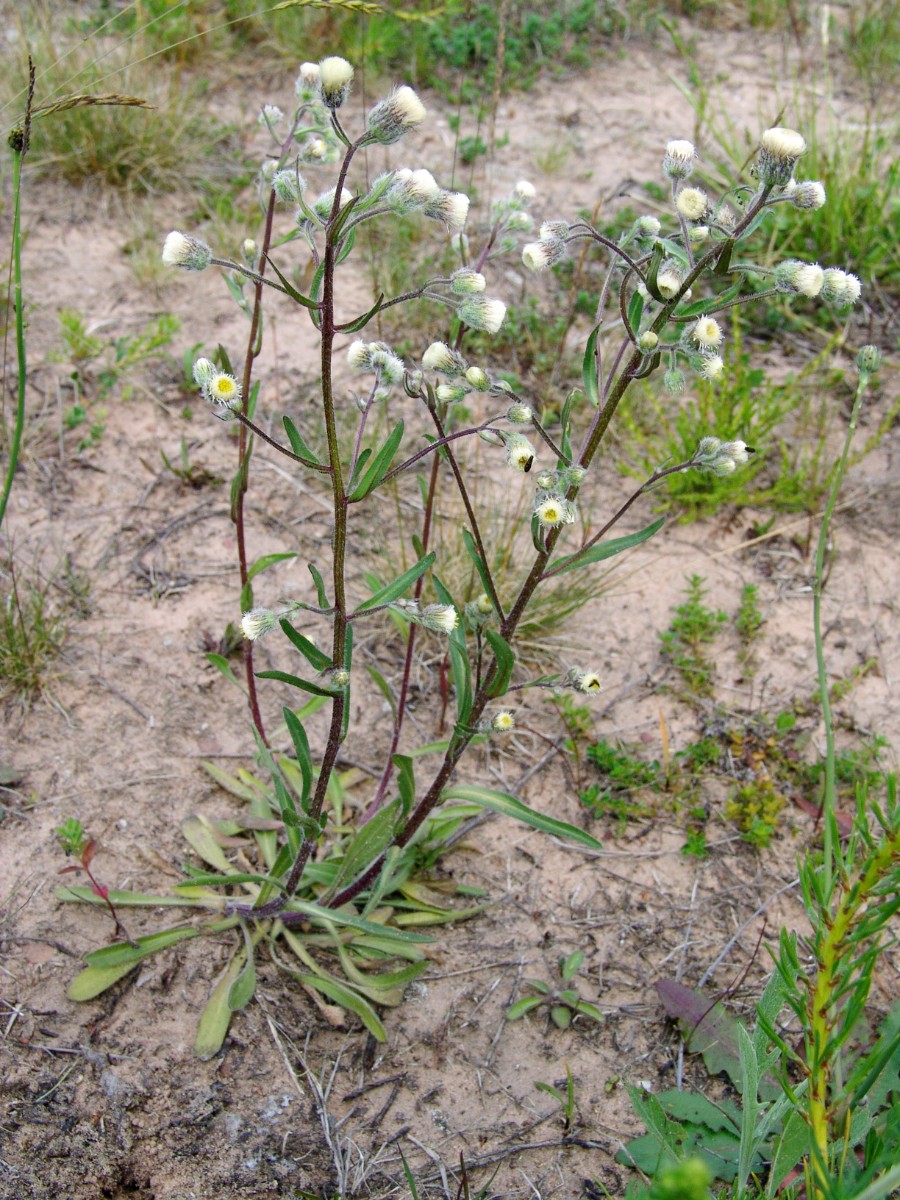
xmin=461 ymin=529 xmax=494 ymax=601
xmin=297 ymin=973 xmax=387 ymax=1041
xmin=195 ymin=950 xmax=245 ymax=1060
xmin=353 ymin=551 xmax=436 ymax=612
xmin=308 ymin=562 xmax=330 ymax=608
xmin=433 ymin=576 xmax=471 ymax=727
xmin=283 ymin=415 xmax=321 ymax=465
xmin=279 ymin=619 xmax=332 ymax=672
xmin=348 ymin=420 xmax=404 ymax=501
xmin=548 ymin=517 xmax=664 ymax=577
xmin=255 ymin=670 xmax=336 ymax=697
xmin=484 ymin=629 xmax=515 ymax=698
xmin=248 ymin=552 xmax=296 ymax=582
xmin=441 ymin=784 xmax=601 ymax=850
xmin=582 ymin=322 xmax=601 ymax=407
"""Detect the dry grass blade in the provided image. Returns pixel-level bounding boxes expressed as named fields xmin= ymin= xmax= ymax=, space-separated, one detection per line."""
xmin=32 ymin=93 xmax=156 ymax=118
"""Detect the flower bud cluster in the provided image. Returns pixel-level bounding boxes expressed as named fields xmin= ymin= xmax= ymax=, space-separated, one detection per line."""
xmin=391 ymin=599 xmax=458 ymax=634
xmin=775 ymin=260 xmax=860 ymax=308
xmin=347 ymin=340 xmax=406 ymax=391
xmin=693 ymin=436 xmax=754 ymax=477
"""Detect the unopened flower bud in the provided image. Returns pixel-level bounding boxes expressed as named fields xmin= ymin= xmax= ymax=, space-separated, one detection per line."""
xmin=506 ymin=402 xmax=533 ymax=424
xmin=664 ymin=368 xmax=686 ymax=395
xmin=506 ymin=211 xmax=533 ymax=232
xmin=564 ymin=465 xmax=587 ymax=487
xmin=820 ymin=268 xmax=861 ymax=308
xmin=318 ymin=56 xmax=354 ymax=109
xmin=775 ymin=259 xmax=824 ymax=298
xmin=639 ymin=331 xmax=659 ymax=352
xmin=689 ymin=224 xmax=710 ymax=243
xmin=192 ymin=357 xmax=216 ymax=387
xmin=242 ymin=238 xmax=259 ymax=268
xmin=419 ymin=604 xmax=458 ymax=634
xmin=857 ymin=344 xmax=882 ymax=375
xmin=347 ymin=340 xmax=373 ymax=369
xmin=436 ymin=383 xmax=468 ymax=403
xmin=366 ymin=85 xmax=427 ymax=144
xmin=535 ymin=469 xmax=559 ymax=490
xmin=663 ymin=139 xmax=695 ymax=179
xmin=458 ymin=296 xmax=506 ymax=334
xmin=241 ymin=608 xmax=278 ymax=640
xmin=788 ymin=180 xmax=826 ymax=210
xmin=259 ymin=104 xmax=284 ymax=131
xmin=637 ymin=215 xmax=662 ymax=237
xmin=272 ymin=168 xmax=304 ymax=203
xmin=162 ymin=231 xmax=212 ymax=271
xmin=424 ymin=190 xmax=470 ymax=229
xmin=371 ymin=347 xmax=406 ymax=384
xmin=451 ymin=269 xmax=486 ymax=294
xmin=465 ymin=366 xmax=490 ymax=391
xmin=296 ymin=61 xmax=321 ymax=97
xmin=514 ymin=180 xmax=536 ymax=201
xmin=522 ymin=241 xmax=559 ymax=271
xmin=314 ymin=186 xmax=355 ymax=220
xmin=656 ymin=263 xmax=683 ymax=299
xmin=423 ymin=341 xmax=466 ymax=375
xmin=475 ymin=592 xmax=494 ymax=614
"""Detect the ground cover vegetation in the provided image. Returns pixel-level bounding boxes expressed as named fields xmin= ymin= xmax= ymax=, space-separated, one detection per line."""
xmin=0 ymin=2 xmax=897 ymax=1198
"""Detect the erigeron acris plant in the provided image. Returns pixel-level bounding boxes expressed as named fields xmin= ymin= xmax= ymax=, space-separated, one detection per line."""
xmin=63 ymin=62 xmax=861 ymax=1056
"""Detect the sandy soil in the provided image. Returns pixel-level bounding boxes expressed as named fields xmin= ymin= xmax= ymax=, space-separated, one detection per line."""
xmin=1 ymin=22 xmax=898 ymax=1200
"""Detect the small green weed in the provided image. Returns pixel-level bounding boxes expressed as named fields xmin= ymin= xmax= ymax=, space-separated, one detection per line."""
xmin=660 ymin=575 xmax=726 ymax=699
xmin=57 ymin=310 xmax=179 ymax=403
xmin=725 ymin=776 xmax=786 ymax=849
xmin=0 ymin=568 xmax=65 ymax=699
xmin=535 ymin=1061 xmax=577 ymax=1132
xmin=160 ymin=438 xmax=222 ymax=489
xmin=507 ymin=950 xmax=604 ymax=1030
xmin=735 ymin=582 xmax=764 ymax=675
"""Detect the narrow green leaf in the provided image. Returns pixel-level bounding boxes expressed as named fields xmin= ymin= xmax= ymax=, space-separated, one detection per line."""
xmin=247 ymin=552 xmax=296 ymax=583
xmin=279 ymin=619 xmax=332 ymax=672
xmin=339 ymin=291 xmax=386 ymax=336
xmin=68 ymin=960 xmax=140 ymax=1001
xmin=353 ymin=551 xmax=436 ymax=613
xmin=57 ymin=885 xmax=206 ymax=908
xmin=228 ymin=947 xmax=256 ymax=1012
xmin=85 ymin=926 xmax=199 ymax=970
xmin=484 ymin=629 xmax=515 ymax=698
xmin=461 ymin=529 xmax=494 ymax=602
xmin=298 ymin=973 xmax=387 ymax=1041
xmin=365 ymin=665 xmax=397 ymax=717
xmin=441 ymin=784 xmax=601 ymax=849
xmin=549 ymin=517 xmax=664 ymax=577
xmin=328 ymin=799 xmax=402 ymax=896
xmin=348 ymin=419 xmax=404 ymax=501
xmin=308 ymin=562 xmax=329 ymax=609
xmin=582 ymin=322 xmax=601 ymax=407
xmin=256 ymin=670 xmax=336 ymax=697
xmin=627 ymin=291 xmax=644 ymax=338
xmin=283 ymin=415 xmax=320 ymax=465
xmin=206 ymin=653 xmax=241 ymax=689
xmin=265 ymin=255 xmax=320 ymax=310
xmin=283 ymin=707 xmax=313 ymax=808
xmin=507 ymin=997 xmax=545 ymax=1020
xmin=433 ymin=575 xmax=471 ymax=726
xmin=182 ymin=815 xmax=231 ymax=872
xmin=676 ymin=280 xmax=743 ymax=319
xmin=394 ymin=755 xmax=415 ymax=816
xmin=195 ymin=951 xmax=243 ymax=1060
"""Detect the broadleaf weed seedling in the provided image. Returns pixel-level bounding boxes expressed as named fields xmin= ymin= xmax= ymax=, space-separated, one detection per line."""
xmin=508 ymin=951 xmax=604 ymax=1031
xmin=50 ymin=59 xmax=874 ymax=1057
xmin=660 ymin=574 xmax=727 ymax=699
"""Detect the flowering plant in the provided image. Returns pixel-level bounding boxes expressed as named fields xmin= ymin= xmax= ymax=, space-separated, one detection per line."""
xmin=61 ymin=57 xmax=861 ymax=1055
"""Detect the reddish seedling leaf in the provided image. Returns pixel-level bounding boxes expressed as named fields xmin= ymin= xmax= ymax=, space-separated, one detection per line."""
xmin=790 ymin=794 xmax=853 ymax=836
xmin=81 ymin=839 xmax=96 ymax=869
xmin=58 ymin=864 xmax=81 ymax=875
xmin=91 ymin=883 xmax=109 ymax=900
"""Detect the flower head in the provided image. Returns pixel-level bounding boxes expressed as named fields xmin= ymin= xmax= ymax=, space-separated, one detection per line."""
xmin=314 ymin=186 xmax=355 ymax=221
xmin=465 ymin=366 xmax=490 ymax=391
xmin=206 ymin=371 xmax=242 ymax=409
xmin=504 ymin=434 xmax=535 ymax=472
xmin=698 ymin=354 xmax=725 ymax=382
xmin=567 ymin=669 xmax=602 ymax=693
xmin=423 ymin=341 xmax=467 ymax=375
xmin=775 ymin=259 xmax=824 ymax=298
xmin=636 ymin=215 xmax=662 ymax=237
xmin=318 ymin=56 xmax=354 ymax=109
xmin=675 ymin=187 xmax=708 ymax=222
xmin=241 ymin=608 xmax=278 ymax=640
xmin=506 ymin=402 xmax=533 ymax=424
xmin=664 ymin=368 xmax=686 ymax=395
xmin=656 ymin=262 xmax=683 ymax=299
xmin=522 ymin=241 xmax=556 ymax=271
xmin=534 ymin=495 xmax=574 ymax=527
xmin=663 ymin=139 xmax=696 ymax=179
xmin=759 ymin=126 xmax=806 ymax=185
xmin=259 ymin=104 xmax=284 ymax=132
xmin=514 ymin=179 xmax=536 ymax=201
xmin=694 ymin=436 xmax=754 ymax=476
xmin=690 ymin=316 xmax=724 ymax=349
xmin=347 ymin=339 xmax=373 ymax=369
xmin=788 ymin=180 xmax=826 ymax=210
xmin=295 ymin=61 xmax=321 ymax=98
xmin=366 ymin=85 xmax=427 ymax=144
xmin=162 ymin=231 xmax=212 ymax=271
xmin=490 ymin=710 xmax=515 ymax=733
xmin=458 ymin=296 xmax=506 ymax=334
xmin=424 ymin=190 xmax=470 ymax=229
xmin=242 ymin=238 xmax=259 ymax=268
xmin=820 ymin=268 xmax=861 ymax=308
xmin=419 ymin=604 xmax=458 ymax=634
xmin=475 ymin=592 xmax=494 ymax=614
xmin=506 ymin=211 xmax=533 ymax=232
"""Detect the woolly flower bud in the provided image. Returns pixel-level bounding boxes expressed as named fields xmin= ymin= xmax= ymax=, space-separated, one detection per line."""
xmin=192 ymin=357 xmax=216 ymax=387
xmin=534 ymin=494 xmax=571 ymax=527
xmin=259 ymin=104 xmax=284 ymax=131
xmin=506 ymin=211 xmax=533 ymax=232
xmin=395 ymin=168 xmax=440 ymax=205
xmin=775 ymin=259 xmax=824 ymax=298
xmin=690 ymin=316 xmax=723 ymax=349
xmin=759 ymin=126 xmax=806 ymax=185
xmin=436 ymin=383 xmax=468 ymax=404
xmin=656 ymin=263 xmax=683 ymax=299
xmin=475 ymin=592 xmax=493 ymax=614
xmin=664 ymin=368 xmax=686 ymax=395
xmin=490 ymin=710 xmax=515 ymax=733
xmin=505 ymin=434 xmax=535 ymax=472
xmin=465 ymin=366 xmax=490 ymax=391
xmin=318 ymin=56 xmax=354 ymax=109
xmin=698 ymin=354 xmax=725 ymax=382
xmin=206 ymin=371 xmax=242 ymax=409
xmin=567 ymin=669 xmax=602 ymax=694
xmin=242 ymin=238 xmax=258 ymax=268
xmin=564 ymin=464 xmax=587 ymax=488
xmin=539 ymin=220 xmax=569 ymax=244
xmin=451 ymin=269 xmax=486 ymax=294
xmin=689 ymin=225 xmax=710 ymax=244
xmin=424 ymin=190 xmax=470 ymax=229
xmin=302 ymin=137 xmax=329 ymax=162
xmin=639 ymin=331 xmax=659 ymax=352
xmin=789 ymin=180 xmax=826 ymax=210
xmin=366 ymin=85 xmax=427 ymax=144
xmin=458 ymin=296 xmax=506 ymax=334
xmin=347 ymin=339 xmax=373 ymax=369
xmin=423 ymin=341 xmax=466 ymax=375
xmin=720 ymin=440 xmax=752 ymax=466
xmin=535 ymin=469 xmax=559 ymax=491
xmin=675 ymin=187 xmax=708 ymax=222
xmin=522 ymin=241 xmax=556 ymax=271
xmin=514 ymin=179 xmax=536 ymax=201
xmin=314 ymin=186 xmax=355 ymax=220
xmin=371 ymin=347 xmax=406 ymax=384
xmin=821 ymin=268 xmax=861 ymax=308
xmin=272 ymin=168 xmax=304 ymax=203
xmin=507 ymin=402 xmax=533 ymax=424
xmin=241 ymin=608 xmax=278 ymax=640
xmin=637 ymin=215 xmax=662 ymax=237
xmin=162 ymin=231 xmax=212 ymax=271
xmin=857 ymin=344 xmax=881 ymax=375
xmin=694 ymin=436 xmax=754 ymax=476
xmin=663 ymin=139 xmax=695 ymax=179
xmin=296 ymin=61 xmax=321 ymax=96
xmin=323 ymin=667 xmax=350 ymax=689
xmin=420 ymin=604 xmax=458 ymax=634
